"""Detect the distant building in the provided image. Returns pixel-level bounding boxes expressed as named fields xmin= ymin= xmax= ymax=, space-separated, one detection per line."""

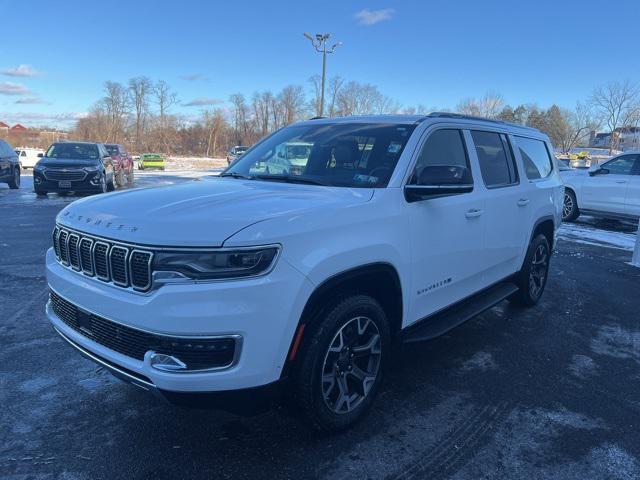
xmin=10 ymin=123 xmax=28 ymax=132
xmin=590 ymin=126 xmax=640 ymax=152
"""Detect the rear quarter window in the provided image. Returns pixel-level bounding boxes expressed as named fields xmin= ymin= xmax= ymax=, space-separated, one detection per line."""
xmin=514 ymin=136 xmax=553 ymax=180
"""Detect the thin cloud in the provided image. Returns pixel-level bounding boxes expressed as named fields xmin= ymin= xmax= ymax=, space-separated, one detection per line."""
xmin=180 ymin=73 xmax=206 ymax=81
xmin=1 ymin=64 xmax=44 ymax=77
xmin=15 ymin=96 xmax=50 ymax=105
xmin=182 ymin=97 xmax=222 ymax=107
xmin=0 ymin=111 xmax=85 ymax=128
xmin=354 ymin=8 xmax=395 ymax=26
xmin=0 ymin=82 xmax=31 ymax=95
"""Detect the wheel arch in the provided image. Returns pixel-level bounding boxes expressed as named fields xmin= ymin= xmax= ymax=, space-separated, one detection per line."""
xmin=282 ymin=262 xmax=404 ymax=375
xmin=530 ymin=215 xmax=555 ymax=251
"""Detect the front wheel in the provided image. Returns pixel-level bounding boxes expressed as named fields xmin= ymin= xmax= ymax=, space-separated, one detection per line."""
xmin=8 ymin=167 xmax=20 ymax=189
xmin=290 ymin=295 xmax=390 ymax=433
xmin=510 ymin=234 xmax=551 ymax=307
xmin=562 ymin=190 xmax=579 ymax=222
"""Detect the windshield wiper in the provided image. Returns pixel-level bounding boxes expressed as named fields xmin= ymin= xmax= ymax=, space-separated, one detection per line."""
xmin=219 ymin=172 xmax=254 ymax=180
xmin=254 ymin=174 xmax=327 ymax=186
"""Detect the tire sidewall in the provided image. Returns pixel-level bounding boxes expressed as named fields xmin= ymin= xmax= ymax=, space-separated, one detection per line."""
xmin=295 ymin=295 xmax=390 ymax=432
xmin=563 ymin=190 xmax=578 ymax=222
xmin=519 ymin=234 xmax=550 ymax=305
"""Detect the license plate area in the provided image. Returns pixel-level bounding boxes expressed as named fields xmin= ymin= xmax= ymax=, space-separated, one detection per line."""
xmin=58 ymin=180 xmax=72 ymax=188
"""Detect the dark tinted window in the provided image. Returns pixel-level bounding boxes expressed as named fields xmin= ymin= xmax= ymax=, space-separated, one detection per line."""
xmin=471 ymin=131 xmax=518 ymax=187
xmin=0 ymin=141 xmax=8 ymax=156
xmin=603 ymin=155 xmax=637 ymax=175
xmin=105 ymin=144 xmax=121 ymax=155
xmin=411 ymin=129 xmax=470 ymax=184
xmin=515 ymin=136 xmax=553 ymax=179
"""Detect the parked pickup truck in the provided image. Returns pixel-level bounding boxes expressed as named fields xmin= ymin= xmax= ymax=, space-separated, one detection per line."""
xmin=46 ymin=114 xmax=563 ymax=432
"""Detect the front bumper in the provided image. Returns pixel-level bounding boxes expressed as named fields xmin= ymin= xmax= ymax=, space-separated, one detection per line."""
xmin=33 ymin=170 xmax=103 ymax=193
xmin=46 ymin=247 xmax=314 ymax=394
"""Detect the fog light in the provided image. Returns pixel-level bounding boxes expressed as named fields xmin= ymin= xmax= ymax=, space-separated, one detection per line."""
xmin=148 ymin=352 xmax=187 ymax=372
xmin=34 ymin=177 xmax=41 ymax=184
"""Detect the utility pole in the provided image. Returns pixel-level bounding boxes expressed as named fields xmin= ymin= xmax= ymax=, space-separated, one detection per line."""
xmin=304 ymin=33 xmax=342 ymax=117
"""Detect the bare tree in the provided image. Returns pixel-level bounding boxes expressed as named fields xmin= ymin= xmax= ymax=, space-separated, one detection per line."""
xmin=252 ymin=91 xmax=273 ymax=137
xmin=457 ymin=93 xmax=505 ymax=119
xmin=590 ymin=80 xmax=640 ymax=153
xmin=229 ymin=93 xmax=252 ymax=145
xmin=129 ymin=76 xmax=153 ymax=151
xmin=203 ymin=109 xmax=226 ymax=157
xmin=278 ymin=85 xmax=306 ymax=125
xmin=102 ymin=81 xmax=130 ymax=142
xmin=308 ymin=75 xmax=322 ymax=116
xmin=556 ymin=103 xmax=600 ymax=153
xmin=154 ymin=80 xmax=179 ymax=151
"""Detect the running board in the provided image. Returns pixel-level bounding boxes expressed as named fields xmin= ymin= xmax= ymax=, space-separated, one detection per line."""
xmin=402 ymin=281 xmax=518 ymax=343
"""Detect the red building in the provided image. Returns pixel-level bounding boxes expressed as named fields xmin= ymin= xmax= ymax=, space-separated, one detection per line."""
xmin=10 ymin=123 xmax=28 ymax=132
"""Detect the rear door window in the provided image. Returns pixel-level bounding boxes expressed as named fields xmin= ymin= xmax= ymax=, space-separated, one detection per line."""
xmin=515 ymin=136 xmax=553 ymax=180
xmin=471 ymin=131 xmax=518 ymax=188
xmin=603 ymin=155 xmax=637 ymax=175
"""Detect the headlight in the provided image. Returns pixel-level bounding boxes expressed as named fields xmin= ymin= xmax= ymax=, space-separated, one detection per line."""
xmin=34 ymin=163 xmax=45 ymax=171
xmin=84 ymin=165 xmax=101 ymax=172
xmin=153 ymin=246 xmax=279 ymax=280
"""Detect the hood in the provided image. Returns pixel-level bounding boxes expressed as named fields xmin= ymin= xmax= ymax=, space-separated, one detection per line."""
xmin=57 ymin=177 xmax=374 ymax=247
xmin=39 ymin=157 xmax=101 ymax=168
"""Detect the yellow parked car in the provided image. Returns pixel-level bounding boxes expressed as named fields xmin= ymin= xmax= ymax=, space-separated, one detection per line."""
xmin=138 ymin=153 xmax=165 ymax=170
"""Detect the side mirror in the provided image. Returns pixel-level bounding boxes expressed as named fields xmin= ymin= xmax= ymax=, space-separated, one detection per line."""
xmin=404 ymin=165 xmax=473 ymax=202
xmin=589 ymin=167 xmax=608 ymax=176
xmin=103 ymin=154 xmax=111 ymax=159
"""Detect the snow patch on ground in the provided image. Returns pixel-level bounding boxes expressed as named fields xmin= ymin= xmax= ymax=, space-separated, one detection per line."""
xmin=558 ymin=222 xmax=637 ymax=251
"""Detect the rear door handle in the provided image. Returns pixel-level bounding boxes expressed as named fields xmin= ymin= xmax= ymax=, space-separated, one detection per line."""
xmin=465 ymin=208 xmax=483 ymax=219
xmin=517 ymin=198 xmax=530 ymax=207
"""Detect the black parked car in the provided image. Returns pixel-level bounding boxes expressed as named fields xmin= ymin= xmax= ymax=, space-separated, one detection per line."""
xmin=33 ymin=142 xmax=115 ymax=196
xmin=0 ymin=139 xmax=20 ymax=189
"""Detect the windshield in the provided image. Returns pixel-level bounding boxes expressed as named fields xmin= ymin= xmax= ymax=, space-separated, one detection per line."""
xmin=105 ymin=144 xmax=119 ymax=155
xmin=227 ymin=122 xmax=416 ymax=187
xmin=46 ymin=143 xmax=100 ymax=160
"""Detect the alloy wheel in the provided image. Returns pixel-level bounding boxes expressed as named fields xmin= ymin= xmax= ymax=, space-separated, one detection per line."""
xmin=529 ymin=244 xmax=548 ymax=299
xmin=562 ymin=193 xmax=573 ymax=219
xmin=321 ymin=316 xmax=382 ymax=414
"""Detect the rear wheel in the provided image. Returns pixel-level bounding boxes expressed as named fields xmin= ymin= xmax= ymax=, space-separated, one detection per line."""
xmin=107 ymin=174 xmax=115 ymax=191
xmin=562 ymin=190 xmax=579 ymax=222
xmin=290 ymin=295 xmax=390 ymax=433
xmin=8 ymin=167 xmax=20 ymax=189
xmin=510 ymin=234 xmax=550 ymax=306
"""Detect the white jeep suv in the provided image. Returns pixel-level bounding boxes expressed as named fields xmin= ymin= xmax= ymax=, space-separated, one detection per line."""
xmin=46 ymin=114 xmax=563 ymax=432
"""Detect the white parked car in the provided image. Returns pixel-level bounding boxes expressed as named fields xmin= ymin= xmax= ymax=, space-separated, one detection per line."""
xmin=560 ymin=152 xmax=640 ymax=222
xmin=14 ymin=147 xmax=45 ymax=169
xmin=46 ymin=114 xmax=563 ymax=432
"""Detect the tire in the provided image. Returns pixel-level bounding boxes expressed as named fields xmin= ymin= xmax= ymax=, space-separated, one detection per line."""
xmin=562 ymin=189 xmax=579 ymax=222
xmin=115 ymin=171 xmax=125 ymax=188
xmin=107 ymin=174 xmax=115 ymax=192
xmin=290 ymin=295 xmax=390 ymax=433
xmin=509 ymin=234 xmax=551 ymax=307
xmin=8 ymin=167 xmax=20 ymax=189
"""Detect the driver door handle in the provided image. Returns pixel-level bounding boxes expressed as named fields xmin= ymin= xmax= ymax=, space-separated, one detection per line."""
xmin=465 ymin=208 xmax=483 ymax=219
xmin=517 ymin=198 xmax=530 ymax=207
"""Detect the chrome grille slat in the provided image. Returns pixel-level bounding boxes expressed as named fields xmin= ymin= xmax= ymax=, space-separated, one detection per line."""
xmin=67 ymin=234 xmax=80 ymax=270
xmin=109 ymin=245 xmax=129 ymax=287
xmin=53 ymin=226 xmax=153 ymax=292
xmin=79 ymin=238 xmax=94 ymax=275
xmin=43 ymin=169 xmax=87 ymax=181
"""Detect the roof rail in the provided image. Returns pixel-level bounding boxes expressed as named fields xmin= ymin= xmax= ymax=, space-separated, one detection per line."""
xmin=426 ymin=112 xmax=539 ymax=131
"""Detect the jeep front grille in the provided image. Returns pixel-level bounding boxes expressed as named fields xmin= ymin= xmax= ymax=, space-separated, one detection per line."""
xmin=53 ymin=226 xmax=153 ymax=291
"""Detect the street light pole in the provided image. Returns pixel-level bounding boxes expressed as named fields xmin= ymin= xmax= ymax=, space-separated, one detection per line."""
xmin=304 ymin=33 xmax=342 ymax=117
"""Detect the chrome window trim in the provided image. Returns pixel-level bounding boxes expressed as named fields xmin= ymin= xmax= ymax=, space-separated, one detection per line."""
xmin=92 ymin=240 xmax=111 ymax=282
xmin=79 ymin=237 xmax=94 ymax=276
xmin=50 ymin=288 xmax=243 ymax=373
xmin=109 ymin=245 xmax=130 ymax=287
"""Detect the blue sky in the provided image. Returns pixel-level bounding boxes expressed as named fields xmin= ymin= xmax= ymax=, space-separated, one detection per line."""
xmin=1 ymin=0 xmax=638 ymax=128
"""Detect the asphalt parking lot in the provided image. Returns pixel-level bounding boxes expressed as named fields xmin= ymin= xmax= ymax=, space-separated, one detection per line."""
xmin=1 ymin=171 xmax=640 ymax=479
